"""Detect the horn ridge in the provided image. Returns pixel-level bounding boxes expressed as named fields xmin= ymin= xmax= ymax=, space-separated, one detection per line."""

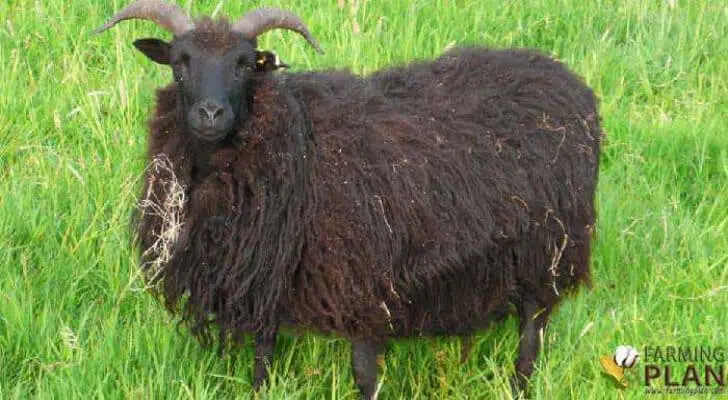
xmin=94 ymin=0 xmax=195 ymax=37
xmin=232 ymin=7 xmax=323 ymax=53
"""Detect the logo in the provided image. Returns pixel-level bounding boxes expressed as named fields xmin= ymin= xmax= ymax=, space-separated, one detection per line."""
xmin=600 ymin=345 xmax=640 ymax=387
xmin=600 ymin=345 xmax=727 ymax=396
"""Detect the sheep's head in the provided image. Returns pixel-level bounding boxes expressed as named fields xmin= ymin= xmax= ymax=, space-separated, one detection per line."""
xmin=95 ymin=0 xmax=322 ymax=142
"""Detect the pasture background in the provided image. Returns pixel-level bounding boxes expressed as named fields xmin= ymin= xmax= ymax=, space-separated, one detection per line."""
xmin=1 ymin=0 xmax=726 ymax=398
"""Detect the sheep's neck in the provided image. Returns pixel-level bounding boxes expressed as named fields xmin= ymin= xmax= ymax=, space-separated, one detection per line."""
xmin=187 ymin=139 xmax=228 ymax=183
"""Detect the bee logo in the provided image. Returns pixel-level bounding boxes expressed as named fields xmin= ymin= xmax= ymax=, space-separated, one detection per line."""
xmin=600 ymin=345 xmax=639 ymax=387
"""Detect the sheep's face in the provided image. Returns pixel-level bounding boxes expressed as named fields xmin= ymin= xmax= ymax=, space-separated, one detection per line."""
xmin=97 ymin=5 xmax=319 ymax=142
xmin=133 ymin=23 xmax=279 ymax=143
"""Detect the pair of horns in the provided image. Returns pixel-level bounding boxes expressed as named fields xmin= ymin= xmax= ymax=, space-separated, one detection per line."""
xmin=94 ymin=0 xmax=323 ymax=53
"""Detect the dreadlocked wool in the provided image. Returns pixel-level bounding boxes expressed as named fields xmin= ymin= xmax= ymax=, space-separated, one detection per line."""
xmin=136 ymin=42 xmax=601 ymax=345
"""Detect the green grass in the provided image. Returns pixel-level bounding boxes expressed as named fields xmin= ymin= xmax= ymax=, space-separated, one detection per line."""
xmin=1 ymin=0 xmax=726 ymax=398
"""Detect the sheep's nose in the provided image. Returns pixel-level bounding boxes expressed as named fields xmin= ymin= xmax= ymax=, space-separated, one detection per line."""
xmin=188 ymin=99 xmax=234 ymax=141
xmin=197 ymin=101 xmax=225 ymax=124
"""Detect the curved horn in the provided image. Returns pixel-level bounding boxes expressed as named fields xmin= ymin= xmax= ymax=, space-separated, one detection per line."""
xmin=232 ymin=8 xmax=323 ymax=53
xmin=94 ymin=0 xmax=195 ymax=37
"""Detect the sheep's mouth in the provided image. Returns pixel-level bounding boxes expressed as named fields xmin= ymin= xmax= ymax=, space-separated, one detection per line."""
xmin=192 ymin=127 xmax=232 ymax=143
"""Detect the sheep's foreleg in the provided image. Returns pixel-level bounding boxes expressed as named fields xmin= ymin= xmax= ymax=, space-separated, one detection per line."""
xmin=351 ymin=340 xmax=384 ymax=400
xmin=511 ymin=298 xmax=550 ymax=398
xmin=253 ymin=329 xmax=278 ymax=390
xmin=460 ymin=335 xmax=473 ymax=364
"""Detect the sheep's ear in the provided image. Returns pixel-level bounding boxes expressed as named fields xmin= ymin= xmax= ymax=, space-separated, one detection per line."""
xmin=255 ymin=50 xmax=289 ymax=72
xmin=133 ymin=38 xmax=171 ymax=65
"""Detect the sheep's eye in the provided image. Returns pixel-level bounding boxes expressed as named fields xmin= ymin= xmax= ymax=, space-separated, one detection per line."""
xmin=235 ymin=57 xmax=251 ymax=78
xmin=174 ymin=54 xmax=190 ymax=81
xmin=175 ymin=53 xmax=190 ymax=68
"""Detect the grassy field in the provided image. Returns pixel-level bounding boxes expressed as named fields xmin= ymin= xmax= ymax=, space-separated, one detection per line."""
xmin=1 ymin=0 xmax=726 ymax=398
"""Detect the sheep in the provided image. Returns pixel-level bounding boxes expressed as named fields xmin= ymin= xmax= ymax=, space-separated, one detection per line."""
xmin=96 ymin=1 xmax=602 ymax=398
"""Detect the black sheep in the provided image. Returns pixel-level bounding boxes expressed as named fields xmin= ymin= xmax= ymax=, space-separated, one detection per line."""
xmin=97 ymin=1 xmax=602 ymax=398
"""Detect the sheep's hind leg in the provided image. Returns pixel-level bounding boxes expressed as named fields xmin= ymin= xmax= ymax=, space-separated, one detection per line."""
xmin=253 ymin=329 xmax=278 ymax=390
xmin=351 ymin=340 xmax=384 ymax=400
xmin=510 ymin=298 xmax=550 ymax=398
